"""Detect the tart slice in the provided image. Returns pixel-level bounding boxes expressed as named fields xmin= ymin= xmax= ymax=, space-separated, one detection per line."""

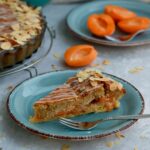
xmin=30 ymin=69 xmax=126 ymax=123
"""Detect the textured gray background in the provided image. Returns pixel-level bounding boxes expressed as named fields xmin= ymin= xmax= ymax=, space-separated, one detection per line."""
xmin=0 ymin=2 xmax=150 ymax=150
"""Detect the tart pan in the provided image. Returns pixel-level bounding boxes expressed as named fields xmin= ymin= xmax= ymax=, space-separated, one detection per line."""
xmin=0 ymin=18 xmax=46 ymax=71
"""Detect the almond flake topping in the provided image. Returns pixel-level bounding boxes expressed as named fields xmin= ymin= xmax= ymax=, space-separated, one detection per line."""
xmin=1 ymin=42 xmax=12 ymax=50
xmin=0 ymin=0 xmax=42 ymax=50
xmin=90 ymin=81 xmax=98 ymax=87
xmin=11 ymin=23 xmax=20 ymax=31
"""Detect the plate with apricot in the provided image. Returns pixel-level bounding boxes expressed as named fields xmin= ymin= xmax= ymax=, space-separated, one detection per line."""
xmin=67 ymin=0 xmax=150 ymax=46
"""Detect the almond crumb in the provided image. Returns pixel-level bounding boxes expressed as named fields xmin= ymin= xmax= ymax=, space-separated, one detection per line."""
xmin=140 ymin=134 xmax=148 ymax=139
xmin=1 ymin=42 xmax=12 ymax=50
xmin=129 ymin=67 xmax=144 ymax=74
xmin=90 ymin=81 xmax=98 ymax=87
xmin=90 ymin=63 xmax=101 ymax=67
xmin=134 ymin=145 xmax=138 ymax=150
xmin=105 ymin=141 xmax=113 ymax=148
xmin=114 ymin=141 xmax=120 ymax=145
xmin=51 ymin=64 xmax=58 ymax=70
xmin=53 ymin=53 xmax=60 ymax=59
xmin=115 ymin=132 xmax=125 ymax=139
xmin=61 ymin=144 xmax=70 ymax=150
xmin=7 ymin=85 xmax=14 ymax=91
xmin=102 ymin=59 xmax=111 ymax=65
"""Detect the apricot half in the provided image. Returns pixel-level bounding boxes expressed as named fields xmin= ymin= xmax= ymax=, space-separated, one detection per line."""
xmin=64 ymin=45 xmax=97 ymax=67
xmin=118 ymin=16 xmax=150 ymax=33
xmin=87 ymin=13 xmax=115 ymax=37
xmin=105 ymin=5 xmax=136 ymax=21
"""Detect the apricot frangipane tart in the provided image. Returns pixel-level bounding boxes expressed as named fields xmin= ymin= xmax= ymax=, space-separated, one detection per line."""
xmin=30 ymin=69 xmax=126 ymax=123
xmin=0 ymin=0 xmax=46 ymax=70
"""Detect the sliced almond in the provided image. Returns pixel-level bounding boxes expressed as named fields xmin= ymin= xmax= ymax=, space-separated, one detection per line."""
xmin=0 ymin=37 xmax=5 ymax=41
xmin=102 ymin=59 xmax=111 ymax=65
xmin=105 ymin=141 xmax=113 ymax=148
xmin=1 ymin=42 xmax=12 ymax=50
xmin=61 ymin=144 xmax=70 ymax=150
xmin=109 ymin=83 xmax=117 ymax=91
xmin=11 ymin=23 xmax=20 ymax=31
xmin=129 ymin=67 xmax=144 ymax=74
xmin=115 ymin=132 xmax=125 ymax=139
xmin=90 ymin=81 xmax=98 ymax=87
xmin=53 ymin=53 xmax=60 ymax=59
xmin=134 ymin=146 xmax=138 ymax=150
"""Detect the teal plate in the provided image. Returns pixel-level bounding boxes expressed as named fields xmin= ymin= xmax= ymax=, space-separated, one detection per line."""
xmin=7 ymin=70 xmax=144 ymax=141
xmin=67 ymin=0 xmax=150 ymax=47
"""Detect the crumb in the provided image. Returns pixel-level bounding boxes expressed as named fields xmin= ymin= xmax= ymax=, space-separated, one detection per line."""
xmin=97 ymin=65 xmax=104 ymax=70
xmin=134 ymin=145 xmax=138 ymax=150
xmin=102 ymin=59 xmax=111 ymax=65
xmin=115 ymin=132 xmax=125 ymax=139
xmin=114 ymin=141 xmax=120 ymax=145
xmin=90 ymin=63 xmax=101 ymax=67
xmin=51 ymin=64 xmax=58 ymax=70
xmin=53 ymin=53 xmax=60 ymax=59
xmin=105 ymin=141 xmax=113 ymax=148
xmin=140 ymin=134 xmax=149 ymax=139
xmin=90 ymin=64 xmax=104 ymax=70
xmin=7 ymin=85 xmax=14 ymax=91
xmin=61 ymin=144 xmax=70 ymax=150
xmin=129 ymin=66 xmax=144 ymax=74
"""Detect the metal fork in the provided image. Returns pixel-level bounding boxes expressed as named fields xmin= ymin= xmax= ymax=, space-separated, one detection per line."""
xmin=105 ymin=29 xmax=150 ymax=43
xmin=59 ymin=114 xmax=150 ymax=130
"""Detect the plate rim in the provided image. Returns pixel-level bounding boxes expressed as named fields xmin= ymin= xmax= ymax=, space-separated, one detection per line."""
xmin=66 ymin=0 xmax=150 ymax=47
xmin=7 ymin=70 xmax=145 ymax=141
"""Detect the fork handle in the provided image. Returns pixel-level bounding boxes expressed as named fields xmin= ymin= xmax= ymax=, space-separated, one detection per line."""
xmin=102 ymin=114 xmax=150 ymax=121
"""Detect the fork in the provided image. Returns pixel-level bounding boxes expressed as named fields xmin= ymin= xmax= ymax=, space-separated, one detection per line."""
xmin=59 ymin=114 xmax=150 ymax=130
xmin=105 ymin=29 xmax=150 ymax=43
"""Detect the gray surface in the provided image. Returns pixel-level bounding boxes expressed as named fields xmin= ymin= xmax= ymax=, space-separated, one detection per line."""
xmin=0 ymin=3 xmax=150 ymax=150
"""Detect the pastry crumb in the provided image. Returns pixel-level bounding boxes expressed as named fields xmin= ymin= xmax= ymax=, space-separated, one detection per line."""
xmin=61 ymin=144 xmax=70 ymax=150
xmin=51 ymin=64 xmax=58 ymax=70
xmin=129 ymin=67 xmax=144 ymax=74
xmin=115 ymin=132 xmax=125 ymax=139
xmin=114 ymin=140 xmax=120 ymax=145
xmin=102 ymin=59 xmax=111 ymax=65
xmin=7 ymin=85 xmax=14 ymax=91
xmin=139 ymin=134 xmax=149 ymax=139
xmin=90 ymin=64 xmax=104 ymax=70
xmin=53 ymin=53 xmax=60 ymax=59
xmin=134 ymin=145 xmax=138 ymax=150
xmin=90 ymin=63 xmax=101 ymax=67
xmin=105 ymin=141 xmax=113 ymax=148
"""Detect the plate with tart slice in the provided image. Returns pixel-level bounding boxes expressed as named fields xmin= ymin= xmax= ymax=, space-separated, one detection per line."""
xmin=66 ymin=0 xmax=150 ymax=46
xmin=7 ymin=69 xmax=144 ymax=140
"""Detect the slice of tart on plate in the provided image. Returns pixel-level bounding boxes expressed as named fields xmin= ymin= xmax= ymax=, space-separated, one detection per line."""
xmin=30 ymin=69 xmax=126 ymax=123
